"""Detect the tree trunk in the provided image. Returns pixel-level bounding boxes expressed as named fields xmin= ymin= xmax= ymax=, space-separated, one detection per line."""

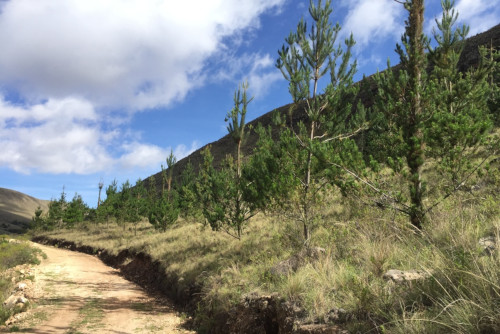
xmin=237 ymin=140 xmax=242 ymax=178
xmin=407 ymin=0 xmax=426 ymax=229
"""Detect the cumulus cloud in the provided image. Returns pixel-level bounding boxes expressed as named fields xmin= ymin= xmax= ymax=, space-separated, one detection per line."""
xmin=0 ymin=96 xmax=112 ymax=174
xmin=0 ymin=96 xmax=195 ymax=174
xmin=0 ymin=0 xmax=284 ymax=175
xmin=0 ymin=0 xmax=285 ymax=110
xmin=118 ymin=140 xmax=199 ymax=170
xmin=214 ymin=52 xmax=283 ymax=98
xmin=341 ymin=0 xmax=405 ymax=47
xmin=455 ymin=0 xmax=500 ymax=35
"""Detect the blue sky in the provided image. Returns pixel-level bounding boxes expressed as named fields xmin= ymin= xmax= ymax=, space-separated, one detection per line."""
xmin=0 ymin=0 xmax=499 ymax=207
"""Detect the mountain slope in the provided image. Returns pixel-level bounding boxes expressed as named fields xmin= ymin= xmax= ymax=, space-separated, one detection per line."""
xmin=0 ymin=188 xmax=50 ymax=234
xmin=145 ymin=23 xmax=500 ymax=190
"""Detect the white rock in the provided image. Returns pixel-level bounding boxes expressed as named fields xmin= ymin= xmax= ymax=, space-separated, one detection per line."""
xmin=383 ymin=269 xmax=430 ymax=283
xmin=17 ymin=296 xmax=28 ymax=304
xmin=17 ymin=283 xmax=27 ymax=291
xmin=479 ymin=236 xmax=496 ymax=256
xmin=3 ymin=295 xmax=18 ymax=310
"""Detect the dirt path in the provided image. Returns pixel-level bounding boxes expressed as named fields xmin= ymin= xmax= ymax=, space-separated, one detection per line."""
xmin=10 ymin=243 xmax=195 ymax=334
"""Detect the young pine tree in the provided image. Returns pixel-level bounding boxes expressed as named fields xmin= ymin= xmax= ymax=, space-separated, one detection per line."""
xmin=198 ymin=84 xmax=256 ymax=240
xmin=148 ymin=153 xmax=180 ymax=232
xmin=374 ymin=0 xmax=494 ymax=228
xmin=273 ymin=0 xmax=363 ymax=242
xmin=64 ymin=193 xmax=87 ymax=227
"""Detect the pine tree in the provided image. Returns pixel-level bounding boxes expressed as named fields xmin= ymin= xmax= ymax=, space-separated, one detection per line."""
xmin=64 ymin=193 xmax=87 ymax=227
xmin=198 ymin=83 xmax=256 ymax=240
xmin=274 ymin=0 xmax=362 ymax=242
xmin=148 ymin=153 xmax=180 ymax=232
xmin=31 ymin=206 xmax=45 ymax=230
xmin=374 ymin=0 xmax=494 ymax=228
xmin=128 ymin=179 xmax=147 ymax=235
xmin=225 ymin=81 xmax=253 ymax=178
xmin=177 ymin=161 xmax=200 ymax=218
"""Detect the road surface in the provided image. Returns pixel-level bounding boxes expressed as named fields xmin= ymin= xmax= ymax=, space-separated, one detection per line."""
xmin=8 ymin=243 xmax=194 ymax=334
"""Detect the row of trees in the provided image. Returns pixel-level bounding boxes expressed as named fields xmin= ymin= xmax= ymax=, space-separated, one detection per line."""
xmin=34 ymin=0 xmax=499 ymax=243
xmin=32 ymin=188 xmax=89 ymax=230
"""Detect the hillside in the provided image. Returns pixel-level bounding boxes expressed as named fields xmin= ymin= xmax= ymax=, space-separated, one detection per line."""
xmin=144 ymin=23 xmax=500 ymax=189
xmin=0 ymin=188 xmax=49 ymax=234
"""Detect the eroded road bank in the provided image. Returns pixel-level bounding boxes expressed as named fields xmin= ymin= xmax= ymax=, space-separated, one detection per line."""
xmin=4 ymin=243 xmax=195 ymax=334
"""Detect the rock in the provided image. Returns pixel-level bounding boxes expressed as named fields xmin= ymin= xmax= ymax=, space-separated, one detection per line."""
xmin=297 ymin=324 xmax=349 ymax=334
xmin=479 ymin=236 xmax=497 ymax=256
xmin=4 ymin=311 xmax=28 ymax=326
xmin=3 ymin=295 xmax=19 ymax=310
xmin=270 ymin=247 xmax=326 ymax=277
xmin=17 ymin=296 xmax=28 ymax=304
xmin=17 ymin=283 xmax=27 ymax=291
xmin=324 ymin=308 xmax=349 ymax=323
xmin=3 ymin=295 xmax=28 ymax=310
xmin=383 ymin=269 xmax=430 ymax=283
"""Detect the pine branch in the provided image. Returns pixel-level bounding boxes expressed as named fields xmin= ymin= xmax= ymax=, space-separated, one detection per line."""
xmin=425 ymin=149 xmax=498 ymax=215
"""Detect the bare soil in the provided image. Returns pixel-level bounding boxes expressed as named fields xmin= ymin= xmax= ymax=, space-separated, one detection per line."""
xmin=6 ymin=243 xmax=195 ymax=333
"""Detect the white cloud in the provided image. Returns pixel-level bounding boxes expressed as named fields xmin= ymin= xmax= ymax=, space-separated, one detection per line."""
xmin=0 ymin=96 xmax=112 ymax=174
xmin=0 ymin=96 xmax=196 ymax=174
xmin=342 ymin=0 xmax=405 ymax=47
xmin=0 ymin=0 xmax=286 ymax=110
xmin=118 ymin=140 xmax=199 ymax=170
xmin=173 ymin=141 xmax=200 ymax=161
xmin=0 ymin=0 xmax=285 ymax=176
xmin=214 ymin=52 xmax=283 ymax=98
xmin=426 ymin=0 xmax=500 ymax=42
xmin=455 ymin=0 xmax=500 ymax=35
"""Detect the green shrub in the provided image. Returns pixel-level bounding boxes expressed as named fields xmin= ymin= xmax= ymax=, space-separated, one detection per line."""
xmin=0 ymin=240 xmax=43 ymax=271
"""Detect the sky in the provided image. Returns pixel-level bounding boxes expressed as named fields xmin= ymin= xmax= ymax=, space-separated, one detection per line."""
xmin=0 ymin=0 xmax=499 ymax=207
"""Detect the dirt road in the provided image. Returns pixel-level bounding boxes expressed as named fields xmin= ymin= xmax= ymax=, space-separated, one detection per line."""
xmin=10 ymin=243 xmax=195 ymax=333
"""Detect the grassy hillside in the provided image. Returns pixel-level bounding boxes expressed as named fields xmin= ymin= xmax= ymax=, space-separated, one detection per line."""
xmin=34 ymin=145 xmax=500 ymax=332
xmin=0 ymin=188 xmax=49 ymax=234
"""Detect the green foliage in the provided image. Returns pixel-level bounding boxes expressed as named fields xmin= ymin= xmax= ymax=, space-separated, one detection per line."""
xmin=31 ymin=187 xmax=89 ymax=231
xmin=45 ymin=188 xmax=67 ymax=230
xmin=373 ymin=0 xmax=494 ymax=227
xmin=197 ymin=147 xmax=254 ymax=239
xmin=0 ymin=239 xmax=42 ymax=271
xmin=225 ymin=81 xmax=253 ymax=152
xmin=148 ymin=190 xmax=180 ymax=232
xmin=96 ymin=179 xmax=119 ymax=226
xmin=31 ymin=206 xmax=45 ymax=230
xmin=272 ymin=0 xmax=364 ymax=242
xmin=127 ymin=179 xmax=148 ymax=235
xmin=197 ymin=83 xmax=256 ymax=240
xmin=242 ymin=125 xmax=297 ymax=212
xmin=147 ymin=152 xmax=181 ymax=232
xmin=483 ymin=43 xmax=500 ymax=126
xmin=162 ymin=149 xmax=177 ymax=194
xmin=64 ymin=193 xmax=88 ymax=227
xmin=177 ymin=161 xmax=201 ymax=218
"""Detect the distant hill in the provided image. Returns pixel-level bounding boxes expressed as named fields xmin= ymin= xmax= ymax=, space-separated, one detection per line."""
xmin=144 ymin=23 xmax=500 ymax=191
xmin=0 ymin=188 xmax=50 ymax=234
